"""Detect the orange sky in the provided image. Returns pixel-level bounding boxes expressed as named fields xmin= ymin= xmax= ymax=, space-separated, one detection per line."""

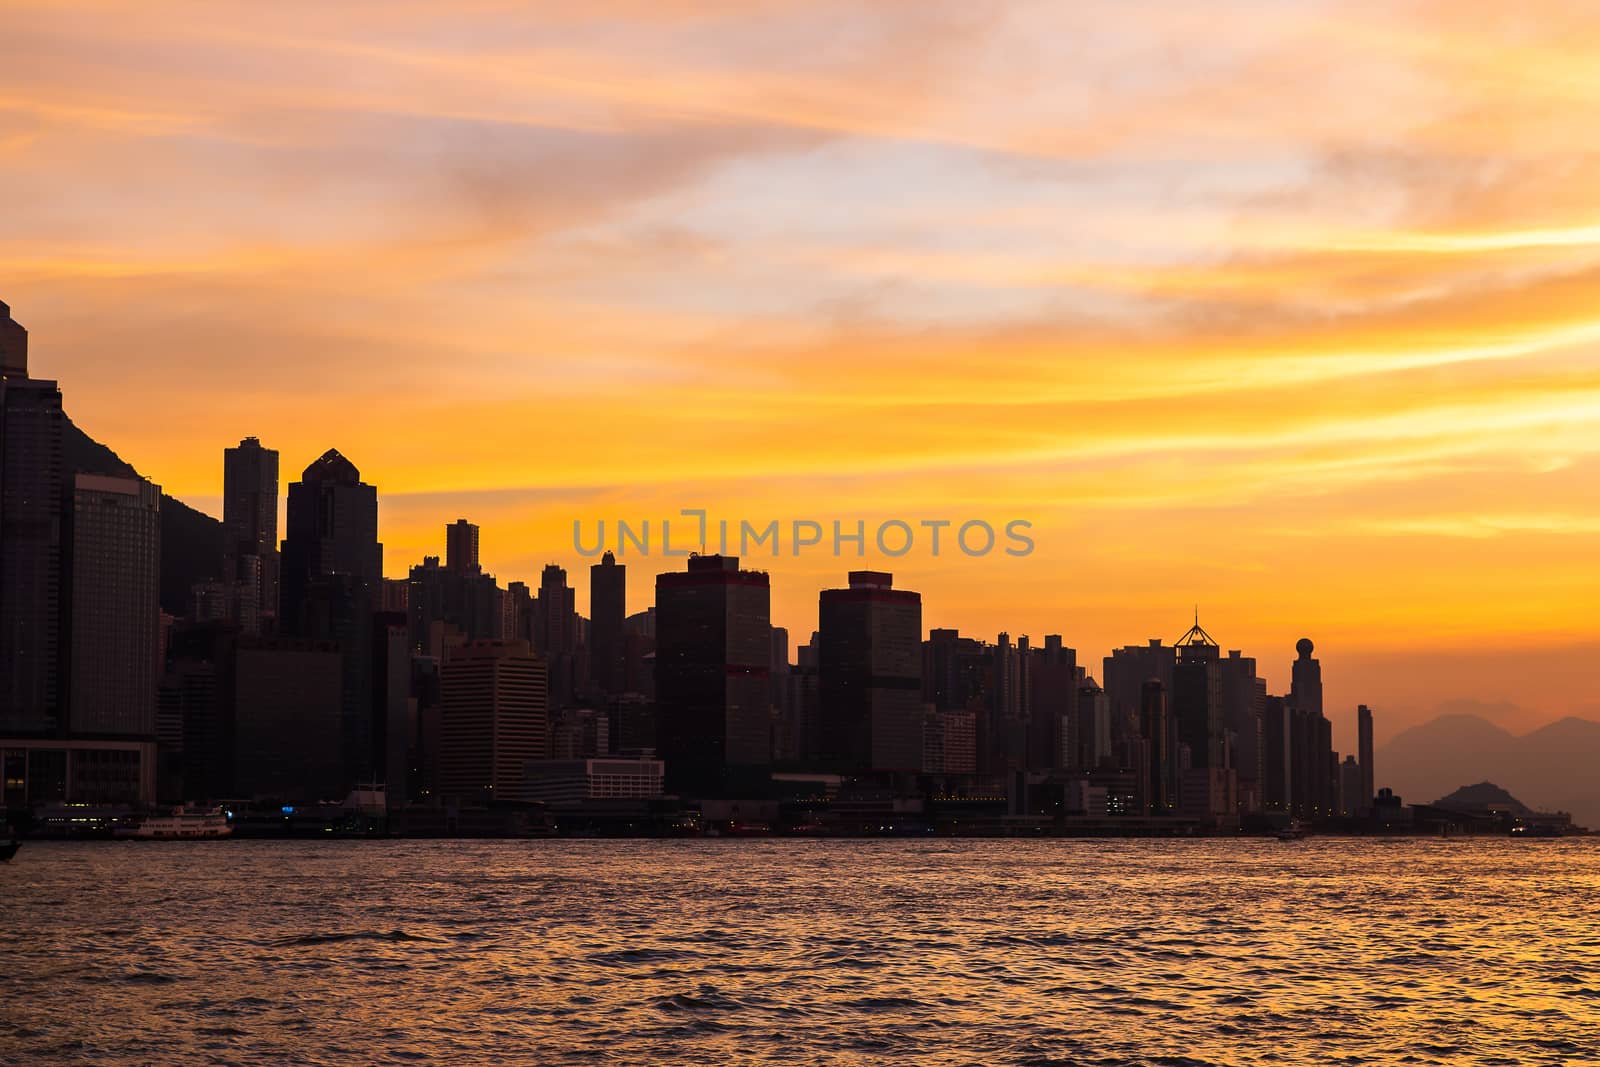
xmin=5 ymin=0 xmax=1599 ymax=748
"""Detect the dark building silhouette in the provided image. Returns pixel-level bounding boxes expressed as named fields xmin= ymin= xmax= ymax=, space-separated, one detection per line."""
xmin=0 ymin=299 xmax=26 ymax=378
xmin=222 ymin=436 xmax=279 ymax=634
xmin=438 ymin=639 xmax=548 ymax=803
xmin=279 ymin=448 xmax=382 ymax=788
xmin=1171 ymin=618 xmax=1224 ymax=769
xmin=818 ymin=571 xmax=923 ymax=776
xmin=0 ymin=312 xmax=63 ymax=734
xmin=589 ymin=551 xmax=625 ymax=696
xmin=232 ymin=637 xmax=344 ymax=801
xmin=1288 ymin=638 xmax=1333 ymax=818
xmin=535 ymin=563 xmax=578 ymax=708
xmin=445 ymin=518 xmax=479 ymax=575
xmin=1358 ymin=703 xmax=1375 ymax=816
xmin=1140 ymin=679 xmax=1173 ymax=814
xmin=655 ymin=554 xmax=770 ymax=796
xmin=62 ymin=474 xmax=161 ymax=738
xmin=1026 ymin=636 xmax=1077 ymax=772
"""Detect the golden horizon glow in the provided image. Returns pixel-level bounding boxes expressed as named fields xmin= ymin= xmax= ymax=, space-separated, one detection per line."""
xmin=5 ymin=0 xmax=1600 ymax=746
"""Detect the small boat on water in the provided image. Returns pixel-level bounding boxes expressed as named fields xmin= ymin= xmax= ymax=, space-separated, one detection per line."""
xmin=115 ymin=806 xmax=232 ymax=840
xmin=1274 ymin=822 xmax=1312 ymax=841
xmin=0 ymin=836 xmax=19 ymax=861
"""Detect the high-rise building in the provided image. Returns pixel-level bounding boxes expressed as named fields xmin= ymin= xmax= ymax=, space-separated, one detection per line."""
xmin=1218 ymin=649 xmax=1262 ymax=813
xmin=818 ymin=571 xmax=923 ymax=776
xmin=280 ymin=448 xmax=382 ymax=787
xmin=0 ymin=325 xmax=63 ymax=734
xmin=438 ymin=639 xmax=549 ymax=803
xmin=655 ymin=554 xmax=771 ymax=796
xmin=1027 ymin=636 xmax=1076 ymax=773
xmin=445 ymin=518 xmax=479 ymax=576
xmin=535 ymin=563 xmax=578 ymax=708
xmin=1171 ymin=618 xmax=1224 ymax=769
xmin=1139 ymin=679 xmax=1173 ymax=814
xmin=62 ymin=474 xmax=161 ymax=738
xmin=1357 ymin=703 xmax=1375 ymax=816
xmin=0 ymin=299 xmax=26 ymax=378
xmin=1338 ymin=754 xmax=1362 ymax=818
xmin=589 ymin=551 xmax=625 ymax=696
xmin=231 ymin=637 xmax=345 ymax=802
xmin=222 ymin=436 xmax=279 ymax=633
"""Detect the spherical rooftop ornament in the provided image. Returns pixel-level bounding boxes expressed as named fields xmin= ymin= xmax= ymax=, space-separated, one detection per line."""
xmin=1296 ymin=637 xmax=1315 ymax=658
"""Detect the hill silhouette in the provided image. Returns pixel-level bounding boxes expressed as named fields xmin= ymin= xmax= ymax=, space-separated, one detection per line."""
xmin=63 ymin=415 xmax=222 ymax=615
xmin=1432 ymin=782 xmax=1529 ymax=813
xmin=1378 ymin=714 xmax=1600 ymax=829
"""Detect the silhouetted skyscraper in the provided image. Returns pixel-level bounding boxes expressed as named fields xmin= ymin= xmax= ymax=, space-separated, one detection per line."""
xmin=1357 ymin=703 xmax=1375 ymax=816
xmin=0 ymin=300 xmax=26 ymax=379
xmin=222 ymin=436 xmax=279 ymax=633
xmin=1140 ymin=679 xmax=1173 ymax=814
xmin=589 ymin=551 xmax=625 ymax=696
xmin=280 ymin=449 xmax=383 ymax=787
xmin=62 ymin=474 xmax=161 ymax=737
xmin=818 ymin=571 xmax=923 ymax=776
xmin=655 ymin=554 xmax=771 ymax=796
xmin=438 ymin=639 xmax=549 ymax=803
xmin=445 ymin=518 xmax=479 ymax=576
xmin=0 ymin=323 xmax=63 ymax=734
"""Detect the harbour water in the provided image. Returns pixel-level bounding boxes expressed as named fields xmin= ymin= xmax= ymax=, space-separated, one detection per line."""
xmin=4 ymin=839 xmax=1598 ymax=1065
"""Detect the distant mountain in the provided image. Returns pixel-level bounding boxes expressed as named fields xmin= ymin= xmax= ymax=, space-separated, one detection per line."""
xmin=1432 ymin=782 xmax=1528 ymax=813
xmin=1377 ymin=714 xmax=1600 ymax=829
xmin=63 ymin=415 xmax=222 ymax=615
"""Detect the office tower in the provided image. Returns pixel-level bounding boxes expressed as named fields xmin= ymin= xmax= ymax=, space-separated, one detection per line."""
xmin=1171 ymin=618 xmax=1224 ymax=769
xmin=438 ymin=639 xmax=549 ymax=803
xmin=1357 ymin=704 xmax=1375 ymax=816
xmin=1288 ymin=638 xmax=1332 ymax=818
xmin=62 ymin=474 xmax=161 ymax=737
xmin=280 ymin=448 xmax=383 ymax=787
xmin=987 ymin=633 xmax=1031 ymax=775
xmin=589 ymin=551 xmax=625 ymax=696
xmin=445 ymin=518 xmax=479 ymax=575
xmin=655 ymin=554 xmax=771 ymax=796
xmin=222 ymin=436 xmax=279 ymax=633
xmin=504 ymin=581 xmax=534 ymax=645
xmin=1103 ymin=638 xmax=1177 ymax=747
xmin=0 ymin=300 xmax=26 ymax=378
xmin=1291 ymin=638 xmax=1323 ymax=717
xmin=550 ymin=707 xmax=610 ymax=759
xmin=1218 ymin=649 xmax=1262 ymax=813
xmin=0 ymin=336 xmax=63 ymax=734
xmin=535 ymin=563 xmax=578 ymax=708
xmin=1075 ymin=679 xmax=1111 ymax=770
xmin=280 ymin=449 xmax=382 ymax=624
xmin=372 ymin=611 xmax=411 ymax=804
xmin=1140 ymin=679 xmax=1173 ymax=814
xmin=231 ymin=637 xmax=345 ymax=802
xmin=381 ymin=577 xmax=410 ymax=614
xmin=1261 ymin=694 xmax=1291 ymax=812
xmin=1026 ymin=636 xmax=1076 ymax=772
xmin=818 ymin=571 xmax=923 ymax=776
xmin=1338 ymin=754 xmax=1362 ymax=817
xmin=408 ymin=548 xmax=502 ymax=651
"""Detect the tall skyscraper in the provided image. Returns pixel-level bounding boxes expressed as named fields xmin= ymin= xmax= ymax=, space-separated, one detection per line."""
xmin=445 ymin=518 xmax=479 ymax=575
xmin=1291 ymin=638 xmax=1323 ymax=717
xmin=222 ymin=436 xmax=279 ymax=633
xmin=588 ymin=551 xmax=625 ymax=696
xmin=438 ymin=639 xmax=549 ymax=803
xmin=280 ymin=448 xmax=383 ymax=787
xmin=62 ymin=474 xmax=161 ymax=737
xmin=536 ymin=563 xmax=578 ymax=708
xmin=0 ymin=309 xmax=63 ymax=734
xmin=1357 ymin=703 xmax=1375 ymax=816
xmin=1171 ymin=618 xmax=1224 ymax=769
xmin=818 ymin=571 xmax=923 ymax=776
xmin=0 ymin=300 xmax=26 ymax=378
xmin=655 ymin=554 xmax=771 ymax=796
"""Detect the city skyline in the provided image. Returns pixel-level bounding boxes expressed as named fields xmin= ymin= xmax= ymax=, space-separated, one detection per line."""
xmin=6 ymin=3 xmax=1600 ymax=747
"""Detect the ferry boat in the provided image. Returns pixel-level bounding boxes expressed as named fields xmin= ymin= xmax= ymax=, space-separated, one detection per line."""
xmin=115 ymin=806 xmax=232 ymax=840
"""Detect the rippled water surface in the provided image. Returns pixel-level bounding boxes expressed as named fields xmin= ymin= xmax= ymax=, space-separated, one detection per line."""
xmin=5 ymin=839 xmax=1600 ymax=1065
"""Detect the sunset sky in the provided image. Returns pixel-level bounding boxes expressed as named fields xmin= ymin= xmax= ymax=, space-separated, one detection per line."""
xmin=5 ymin=1 xmax=1599 ymax=746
